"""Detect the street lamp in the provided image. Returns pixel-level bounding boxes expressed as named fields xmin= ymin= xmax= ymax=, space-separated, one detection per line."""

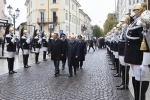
xmin=7 ymin=5 xmax=20 ymax=34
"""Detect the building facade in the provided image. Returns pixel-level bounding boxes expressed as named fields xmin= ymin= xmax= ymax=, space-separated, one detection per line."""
xmin=0 ymin=0 xmax=12 ymax=38
xmin=25 ymin=0 xmax=92 ymax=39
xmin=117 ymin=0 xmax=146 ymax=22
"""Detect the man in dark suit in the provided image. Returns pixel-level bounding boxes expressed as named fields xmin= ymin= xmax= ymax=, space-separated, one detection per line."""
xmin=66 ymin=36 xmax=79 ymax=77
xmin=48 ymin=33 xmax=63 ymax=77
xmin=77 ymin=35 xmax=87 ymax=69
xmin=60 ymin=33 xmax=68 ymax=70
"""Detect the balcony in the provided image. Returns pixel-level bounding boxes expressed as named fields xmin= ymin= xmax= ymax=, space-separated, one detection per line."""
xmin=37 ymin=17 xmax=58 ymax=24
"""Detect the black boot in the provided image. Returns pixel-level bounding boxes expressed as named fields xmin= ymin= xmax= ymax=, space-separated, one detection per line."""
xmin=135 ymin=80 xmax=149 ymax=100
xmin=114 ymin=58 xmax=119 ymax=77
xmin=43 ymin=51 xmax=47 ymax=61
xmin=26 ymin=54 xmax=31 ymax=67
xmin=11 ymin=58 xmax=17 ymax=73
xmin=24 ymin=55 xmax=30 ymax=68
xmin=7 ymin=58 xmax=13 ymax=74
xmin=35 ymin=53 xmax=40 ymax=64
xmin=132 ymin=77 xmax=137 ymax=100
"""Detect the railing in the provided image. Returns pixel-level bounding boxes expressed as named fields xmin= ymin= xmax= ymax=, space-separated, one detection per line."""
xmin=37 ymin=18 xmax=58 ymax=23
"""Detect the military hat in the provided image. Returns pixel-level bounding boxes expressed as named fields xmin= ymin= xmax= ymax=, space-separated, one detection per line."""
xmin=78 ymin=35 xmax=82 ymax=39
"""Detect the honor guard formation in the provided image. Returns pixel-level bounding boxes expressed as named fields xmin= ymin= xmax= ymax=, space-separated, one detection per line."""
xmin=105 ymin=2 xmax=150 ymax=100
xmin=1 ymin=1 xmax=150 ymax=100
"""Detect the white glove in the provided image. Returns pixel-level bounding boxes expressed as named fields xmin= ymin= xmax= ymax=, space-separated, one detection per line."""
xmin=26 ymin=38 xmax=30 ymax=44
xmin=11 ymin=35 xmax=16 ymax=43
xmin=140 ymin=65 xmax=148 ymax=71
xmin=46 ymin=38 xmax=49 ymax=42
xmin=38 ymin=38 xmax=42 ymax=44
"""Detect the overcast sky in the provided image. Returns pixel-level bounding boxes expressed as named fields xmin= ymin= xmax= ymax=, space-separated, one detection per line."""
xmin=5 ymin=0 xmax=116 ymax=28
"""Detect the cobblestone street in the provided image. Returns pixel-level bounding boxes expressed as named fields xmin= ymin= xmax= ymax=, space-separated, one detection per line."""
xmin=0 ymin=49 xmax=134 ymax=100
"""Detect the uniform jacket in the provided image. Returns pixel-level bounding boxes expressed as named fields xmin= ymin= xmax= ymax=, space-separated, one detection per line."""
xmin=34 ymin=35 xmax=41 ymax=48
xmin=66 ymin=41 xmax=79 ymax=66
xmin=6 ymin=33 xmax=16 ymax=52
xmin=124 ymin=20 xmax=144 ymax=65
xmin=21 ymin=35 xmax=30 ymax=49
xmin=42 ymin=37 xmax=48 ymax=47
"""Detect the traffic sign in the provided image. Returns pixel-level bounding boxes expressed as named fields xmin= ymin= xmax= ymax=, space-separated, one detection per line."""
xmin=39 ymin=30 xmax=42 ymax=35
xmin=60 ymin=30 xmax=63 ymax=34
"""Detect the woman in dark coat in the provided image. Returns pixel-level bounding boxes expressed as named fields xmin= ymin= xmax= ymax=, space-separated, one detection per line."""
xmin=66 ymin=36 xmax=79 ymax=77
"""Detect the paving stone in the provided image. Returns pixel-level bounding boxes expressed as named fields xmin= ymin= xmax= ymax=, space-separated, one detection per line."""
xmin=0 ymin=49 xmax=134 ymax=100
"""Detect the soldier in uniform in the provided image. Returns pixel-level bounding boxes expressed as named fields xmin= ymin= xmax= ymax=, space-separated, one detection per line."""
xmin=116 ymin=17 xmax=130 ymax=90
xmin=34 ymin=29 xmax=42 ymax=64
xmin=124 ymin=3 xmax=149 ymax=100
xmin=113 ymin=26 xmax=121 ymax=77
xmin=5 ymin=24 xmax=17 ymax=74
xmin=42 ymin=31 xmax=49 ymax=61
xmin=77 ymin=35 xmax=87 ymax=69
xmin=60 ymin=33 xmax=68 ymax=70
xmin=20 ymin=28 xmax=31 ymax=68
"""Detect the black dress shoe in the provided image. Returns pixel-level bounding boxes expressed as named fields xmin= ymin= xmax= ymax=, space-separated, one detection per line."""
xmin=74 ymin=72 xmax=76 ymax=75
xmin=12 ymin=71 xmax=17 ymax=73
xmin=69 ymin=75 xmax=73 ymax=77
xmin=116 ymin=84 xmax=123 ymax=87
xmin=109 ymin=63 xmax=113 ymax=65
xmin=43 ymin=59 xmax=47 ymax=61
xmin=111 ymin=67 xmax=115 ymax=70
xmin=24 ymin=65 xmax=30 ymax=68
xmin=114 ymin=73 xmax=119 ymax=77
xmin=117 ymin=85 xmax=128 ymax=90
xmin=62 ymin=68 xmax=64 ymax=70
xmin=27 ymin=65 xmax=31 ymax=67
xmin=9 ymin=71 xmax=14 ymax=74
xmin=36 ymin=61 xmax=41 ymax=64
xmin=80 ymin=67 xmax=82 ymax=69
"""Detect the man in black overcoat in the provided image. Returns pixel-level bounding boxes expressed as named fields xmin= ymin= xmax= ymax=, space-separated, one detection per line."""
xmin=60 ymin=33 xmax=68 ymax=70
xmin=48 ymin=33 xmax=63 ymax=77
xmin=66 ymin=36 xmax=79 ymax=77
xmin=77 ymin=35 xmax=87 ymax=69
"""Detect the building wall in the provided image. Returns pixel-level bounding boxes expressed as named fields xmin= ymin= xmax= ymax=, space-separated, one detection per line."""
xmin=117 ymin=0 xmax=146 ymax=21
xmin=25 ymin=0 xmax=92 ymax=39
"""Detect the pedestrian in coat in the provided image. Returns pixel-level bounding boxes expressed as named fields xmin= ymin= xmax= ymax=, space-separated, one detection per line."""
xmin=88 ymin=39 xmax=95 ymax=52
xmin=48 ymin=33 xmax=63 ymax=77
xmin=60 ymin=33 xmax=68 ymax=70
xmin=77 ymin=35 xmax=87 ymax=69
xmin=66 ymin=36 xmax=79 ymax=77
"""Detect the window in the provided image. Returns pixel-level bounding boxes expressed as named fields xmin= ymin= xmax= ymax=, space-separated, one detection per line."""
xmin=66 ymin=12 xmax=68 ymax=20
xmin=137 ymin=0 xmax=139 ymax=3
xmin=129 ymin=9 xmax=131 ymax=13
xmin=27 ymin=8 xmax=28 ymax=13
xmin=31 ymin=1 xmax=32 ymax=7
xmin=53 ymin=12 xmax=57 ymax=22
xmin=129 ymin=0 xmax=131 ymax=5
xmin=53 ymin=0 xmax=56 ymax=3
xmin=72 ymin=4 xmax=74 ymax=10
xmin=65 ymin=0 xmax=68 ymax=5
xmin=40 ymin=12 xmax=44 ymax=22
xmin=40 ymin=0 xmax=44 ymax=5
xmin=70 ymin=15 xmax=71 ymax=21
xmin=133 ymin=0 xmax=135 ymax=4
